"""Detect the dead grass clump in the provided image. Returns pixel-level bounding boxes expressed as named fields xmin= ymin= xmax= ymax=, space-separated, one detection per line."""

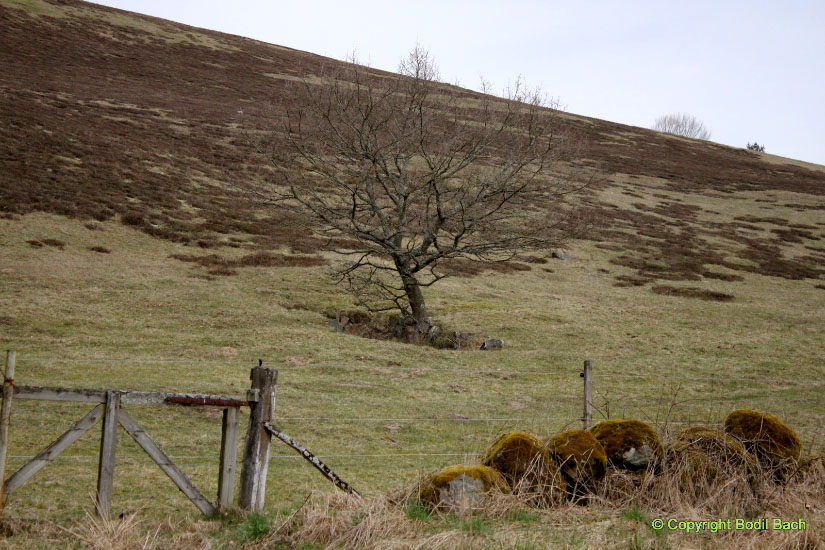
xmin=275 ymin=492 xmax=426 ymax=550
xmin=546 ymin=430 xmax=607 ymax=498
xmin=662 ymin=426 xmax=761 ymax=515
xmin=724 ymin=409 xmax=802 ymax=472
xmin=593 ymin=468 xmax=653 ymax=506
xmin=651 ymin=285 xmax=735 ymax=302
xmin=66 ymin=508 xmax=159 ymax=550
xmin=590 ymin=419 xmax=662 ymax=472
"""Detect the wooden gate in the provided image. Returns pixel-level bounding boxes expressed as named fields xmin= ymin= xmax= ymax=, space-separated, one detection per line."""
xmin=0 ymin=351 xmax=277 ymax=518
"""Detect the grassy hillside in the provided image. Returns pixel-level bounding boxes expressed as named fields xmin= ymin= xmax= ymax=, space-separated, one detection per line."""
xmin=1 ymin=1 xmax=825 ymax=548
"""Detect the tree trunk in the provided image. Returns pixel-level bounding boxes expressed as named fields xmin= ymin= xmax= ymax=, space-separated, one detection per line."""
xmin=395 ymin=257 xmax=432 ymax=336
xmin=402 ymin=274 xmax=430 ymax=332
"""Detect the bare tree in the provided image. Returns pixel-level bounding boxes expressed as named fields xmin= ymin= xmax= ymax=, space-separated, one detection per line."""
xmin=247 ymin=47 xmax=589 ymax=338
xmin=652 ymin=113 xmax=712 ymax=140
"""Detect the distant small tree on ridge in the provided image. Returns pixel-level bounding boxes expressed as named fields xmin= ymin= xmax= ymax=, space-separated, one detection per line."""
xmin=652 ymin=113 xmax=712 ymax=140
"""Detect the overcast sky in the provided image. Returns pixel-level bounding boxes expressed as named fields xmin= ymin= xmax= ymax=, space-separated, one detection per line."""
xmin=90 ymin=0 xmax=825 ymax=166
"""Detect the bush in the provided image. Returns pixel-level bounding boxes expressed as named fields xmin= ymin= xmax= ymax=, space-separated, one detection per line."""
xmin=746 ymin=142 xmax=766 ymax=152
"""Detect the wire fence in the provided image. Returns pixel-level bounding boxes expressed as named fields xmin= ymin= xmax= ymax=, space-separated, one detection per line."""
xmin=4 ymin=354 xmax=825 ymax=515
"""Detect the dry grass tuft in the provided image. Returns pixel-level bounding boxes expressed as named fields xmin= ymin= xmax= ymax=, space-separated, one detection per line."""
xmin=65 ymin=506 xmax=160 ymax=550
xmin=269 ymin=492 xmax=427 ymax=550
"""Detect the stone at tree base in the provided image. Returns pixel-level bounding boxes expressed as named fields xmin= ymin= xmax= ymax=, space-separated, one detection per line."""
xmin=480 ymin=339 xmax=504 ymax=350
xmin=589 ymin=419 xmax=663 ymax=471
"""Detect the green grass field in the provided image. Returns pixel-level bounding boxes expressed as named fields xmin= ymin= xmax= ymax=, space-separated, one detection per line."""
xmin=2 ymin=1 xmax=825 ymax=546
xmin=2 ymin=212 xmax=823 ymax=549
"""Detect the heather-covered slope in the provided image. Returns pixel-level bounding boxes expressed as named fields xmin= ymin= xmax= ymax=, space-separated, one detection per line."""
xmin=2 ymin=0 xmax=824 ymax=288
xmin=2 ymin=2 xmax=825 ymax=548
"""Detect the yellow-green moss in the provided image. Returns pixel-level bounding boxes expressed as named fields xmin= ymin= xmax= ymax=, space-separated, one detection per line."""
xmin=481 ymin=431 xmax=551 ymax=485
xmin=723 ymin=409 xmax=802 ymax=467
xmin=546 ymin=430 xmax=607 ymax=494
xmin=668 ymin=426 xmax=757 ymax=487
xmin=589 ymin=420 xmax=662 ymax=471
xmin=480 ymin=431 xmax=565 ymax=503
xmin=418 ymin=464 xmax=508 ymax=508
xmin=674 ymin=426 xmax=751 ymax=456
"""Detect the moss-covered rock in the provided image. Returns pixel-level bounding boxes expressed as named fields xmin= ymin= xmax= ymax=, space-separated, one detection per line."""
xmin=597 ymin=469 xmax=649 ymax=502
xmin=723 ymin=409 xmax=802 ymax=469
xmin=589 ymin=420 xmax=662 ymax=471
xmin=481 ymin=431 xmax=551 ymax=486
xmin=418 ymin=464 xmax=508 ymax=510
xmin=673 ymin=426 xmax=752 ymax=457
xmin=668 ymin=426 xmax=757 ymax=486
xmin=663 ymin=426 xmax=762 ymax=514
xmin=481 ymin=431 xmax=565 ymax=502
xmin=546 ymin=430 xmax=607 ymax=497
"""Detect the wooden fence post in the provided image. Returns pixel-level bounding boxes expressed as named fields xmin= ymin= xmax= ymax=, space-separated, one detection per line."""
xmin=97 ymin=390 xmax=120 ymax=518
xmin=217 ymin=406 xmax=239 ymax=511
xmin=238 ymin=367 xmax=277 ymax=511
xmin=0 ymin=350 xmax=16 ymax=512
xmin=581 ymin=360 xmax=593 ymax=430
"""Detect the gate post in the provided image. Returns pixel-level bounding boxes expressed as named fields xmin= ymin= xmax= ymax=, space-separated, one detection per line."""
xmin=238 ymin=367 xmax=277 ymax=511
xmin=97 ymin=390 xmax=120 ymax=518
xmin=0 ymin=350 xmax=16 ymax=512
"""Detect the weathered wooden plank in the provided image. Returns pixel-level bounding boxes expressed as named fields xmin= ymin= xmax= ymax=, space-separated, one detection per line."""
xmin=217 ymin=407 xmax=239 ymax=510
xmin=11 ymin=386 xmax=254 ymax=407
xmin=4 ymin=405 xmax=103 ymax=497
xmin=0 ymin=350 xmax=16 ymax=511
xmin=264 ymin=422 xmax=360 ymax=498
xmin=238 ymin=367 xmax=277 ymax=511
xmin=117 ymin=409 xmax=217 ymax=517
xmin=97 ymin=391 xmax=120 ymax=519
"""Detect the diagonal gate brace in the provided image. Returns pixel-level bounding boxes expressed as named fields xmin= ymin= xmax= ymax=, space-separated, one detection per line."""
xmin=117 ymin=409 xmax=217 ymax=517
xmin=263 ymin=422 xmax=360 ymax=498
xmin=3 ymin=404 xmax=103 ymax=498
